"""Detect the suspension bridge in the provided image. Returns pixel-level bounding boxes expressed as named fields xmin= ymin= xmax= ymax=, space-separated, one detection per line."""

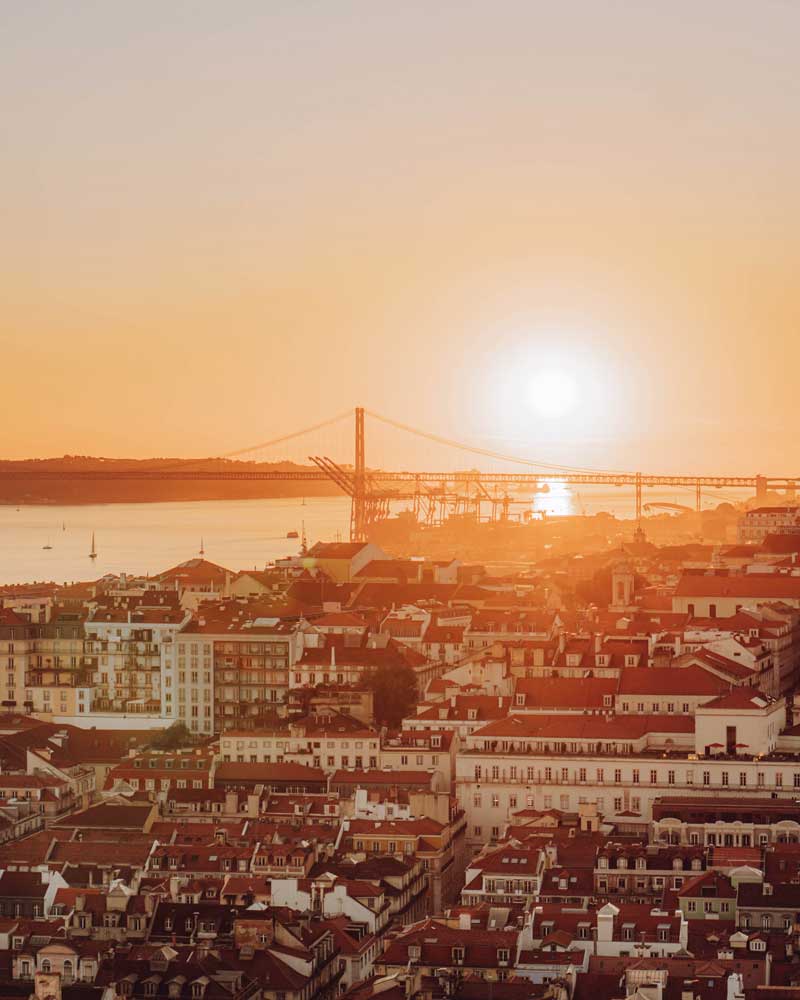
xmin=1 ymin=408 xmax=795 ymax=541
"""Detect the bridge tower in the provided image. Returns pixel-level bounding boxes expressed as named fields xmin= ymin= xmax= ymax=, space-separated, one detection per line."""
xmin=350 ymin=407 xmax=367 ymax=542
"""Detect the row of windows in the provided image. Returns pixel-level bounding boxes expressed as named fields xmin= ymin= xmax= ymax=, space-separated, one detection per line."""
xmin=472 ymin=764 xmax=800 ymax=788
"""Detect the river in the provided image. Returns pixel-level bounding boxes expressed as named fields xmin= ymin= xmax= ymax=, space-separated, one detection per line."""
xmin=0 ymin=486 xmax=745 ymax=584
xmin=0 ymin=497 xmax=352 ymax=585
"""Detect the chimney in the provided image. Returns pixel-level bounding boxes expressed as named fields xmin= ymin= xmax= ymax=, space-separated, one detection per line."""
xmin=558 ymin=632 xmax=566 ymax=655
xmin=459 ymin=912 xmax=471 ymax=931
xmin=594 ymin=633 xmax=601 ymax=655
xmin=331 ymin=645 xmax=336 ymax=668
xmin=674 ymin=635 xmax=682 ymax=657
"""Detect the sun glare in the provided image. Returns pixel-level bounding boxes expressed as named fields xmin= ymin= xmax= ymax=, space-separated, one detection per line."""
xmin=528 ymin=369 xmax=578 ymax=418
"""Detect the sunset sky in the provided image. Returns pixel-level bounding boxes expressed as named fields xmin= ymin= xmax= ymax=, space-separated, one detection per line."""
xmin=2 ymin=1 xmax=799 ymax=473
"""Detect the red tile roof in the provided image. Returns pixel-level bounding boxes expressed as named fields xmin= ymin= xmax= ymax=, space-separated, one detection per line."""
xmin=676 ymin=573 xmax=800 ymax=599
xmin=618 ymin=665 xmax=730 ymax=696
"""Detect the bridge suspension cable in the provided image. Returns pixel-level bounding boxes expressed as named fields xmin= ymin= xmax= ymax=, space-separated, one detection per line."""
xmin=365 ymin=409 xmax=628 ymax=476
xmin=220 ymin=410 xmax=353 ymax=459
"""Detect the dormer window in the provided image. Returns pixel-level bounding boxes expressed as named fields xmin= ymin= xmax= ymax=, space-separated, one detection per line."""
xmin=145 ymin=983 xmax=158 ymax=996
xmin=408 ymin=945 xmax=421 ymax=961
xmin=192 ymin=983 xmax=206 ymax=998
xmin=451 ymin=946 xmax=465 ymax=964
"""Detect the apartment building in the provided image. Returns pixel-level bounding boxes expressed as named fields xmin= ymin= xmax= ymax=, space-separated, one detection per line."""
xmin=87 ymin=604 xmax=189 ymax=715
xmin=177 ymin=601 xmax=306 ymax=733
xmin=23 ymin=609 xmax=95 ymax=718
xmin=738 ymin=506 xmax=800 ymax=544
xmin=0 ymin=608 xmax=33 ymax=709
xmin=455 ymin=690 xmax=789 ymax=850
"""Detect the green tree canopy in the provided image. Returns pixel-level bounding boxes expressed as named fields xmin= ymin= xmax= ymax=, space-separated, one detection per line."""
xmin=149 ymin=721 xmax=193 ymax=750
xmin=364 ymin=664 xmax=418 ymax=728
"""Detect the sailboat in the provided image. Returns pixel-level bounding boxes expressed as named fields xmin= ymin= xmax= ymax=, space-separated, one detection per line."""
xmin=199 ymin=537 xmax=205 ymax=557
xmin=42 ymin=539 xmax=53 ymax=550
xmin=89 ymin=532 xmax=97 ymax=560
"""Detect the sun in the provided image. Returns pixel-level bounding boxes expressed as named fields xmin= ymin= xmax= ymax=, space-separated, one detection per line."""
xmin=527 ymin=370 xmax=578 ymax=418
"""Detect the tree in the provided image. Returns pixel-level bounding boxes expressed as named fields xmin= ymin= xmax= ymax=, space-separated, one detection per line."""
xmin=364 ymin=664 xmax=418 ymax=728
xmin=149 ymin=721 xmax=193 ymax=750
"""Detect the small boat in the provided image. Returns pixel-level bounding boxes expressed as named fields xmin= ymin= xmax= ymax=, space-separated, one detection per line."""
xmin=89 ymin=532 xmax=98 ymax=559
xmin=287 ymin=530 xmax=299 ymax=539
xmin=43 ymin=541 xmax=53 ymax=550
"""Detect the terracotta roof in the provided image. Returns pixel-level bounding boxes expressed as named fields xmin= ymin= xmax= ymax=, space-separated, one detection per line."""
xmin=214 ymin=761 xmax=326 ymax=784
xmin=331 ymin=769 xmax=433 ymax=786
xmin=514 ymin=676 xmax=617 ymax=709
xmin=676 ymin=573 xmax=800 ymax=599
xmin=618 ymin=665 xmax=730 ymax=696
xmin=307 ymin=542 xmax=371 ymax=559
xmin=699 ymin=689 xmax=773 ymax=711
xmin=473 ymin=712 xmax=694 ymax=742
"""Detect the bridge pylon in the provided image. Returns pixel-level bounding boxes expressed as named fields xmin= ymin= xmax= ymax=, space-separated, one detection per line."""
xmin=350 ymin=407 xmax=367 ymax=542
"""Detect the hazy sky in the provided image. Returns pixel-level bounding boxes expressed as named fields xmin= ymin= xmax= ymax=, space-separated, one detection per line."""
xmin=2 ymin=0 xmax=798 ymax=473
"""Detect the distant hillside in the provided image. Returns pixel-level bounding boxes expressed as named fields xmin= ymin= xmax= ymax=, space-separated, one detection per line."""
xmin=0 ymin=456 xmax=343 ymax=504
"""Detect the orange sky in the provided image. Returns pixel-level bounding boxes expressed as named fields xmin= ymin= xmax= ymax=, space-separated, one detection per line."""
xmin=2 ymin=1 xmax=799 ymax=474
